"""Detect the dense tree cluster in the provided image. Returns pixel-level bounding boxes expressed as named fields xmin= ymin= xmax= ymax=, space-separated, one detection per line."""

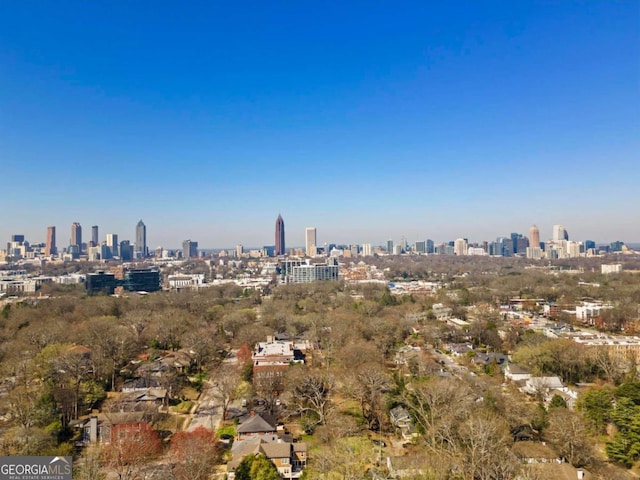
xmin=0 ymin=255 xmax=639 ymax=477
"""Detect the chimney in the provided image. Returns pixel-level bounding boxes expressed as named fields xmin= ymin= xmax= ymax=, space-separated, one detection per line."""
xmin=89 ymin=415 xmax=98 ymax=443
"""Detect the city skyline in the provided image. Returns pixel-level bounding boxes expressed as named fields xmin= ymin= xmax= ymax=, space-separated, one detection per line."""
xmin=2 ymin=217 xmax=637 ymax=251
xmin=1 ymin=2 xmax=638 ymax=246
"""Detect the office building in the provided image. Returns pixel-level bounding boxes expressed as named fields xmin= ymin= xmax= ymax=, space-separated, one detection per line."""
xmin=120 ymin=240 xmax=133 ymax=262
xmin=529 ymin=225 xmax=540 ymax=249
xmin=10 ymin=235 xmax=25 ymax=243
xmin=454 ymin=238 xmax=468 ymax=256
xmin=491 ymin=237 xmax=513 ymax=257
xmin=86 ymin=267 xmax=160 ymax=294
xmin=135 ymin=220 xmax=147 ymax=258
xmin=526 ymin=246 xmax=544 ymax=260
xmin=183 ymin=240 xmax=198 ymax=259
xmin=288 ymin=258 xmax=339 ymax=284
xmin=91 ymin=226 xmax=99 ymax=247
xmin=552 ymin=224 xmax=569 ymax=242
xmin=387 ymin=240 xmax=394 ymax=254
xmin=415 ymin=241 xmax=426 ymax=254
xmin=362 ymin=243 xmax=372 ymax=256
xmin=236 ymin=244 xmax=244 ymax=257
xmin=45 ymin=226 xmax=57 ymax=256
xmin=123 ymin=268 xmax=161 ymax=292
xmin=516 ymin=237 xmax=529 ymax=255
xmin=611 ymin=241 xmax=624 ymax=252
xmin=510 ymin=233 xmax=523 ymax=254
xmin=426 ymin=239 xmax=435 ymax=254
xmin=71 ymin=222 xmax=82 ymax=251
xmin=602 ymin=264 xmax=622 ymax=275
xmin=305 ymin=227 xmax=317 ymax=256
xmin=566 ymin=241 xmax=581 ymax=258
xmin=275 ymin=214 xmax=285 ymax=256
xmin=106 ymin=234 xmax=119 ymax=258
xmin=86 ymin=271 xmax=117 ymax=295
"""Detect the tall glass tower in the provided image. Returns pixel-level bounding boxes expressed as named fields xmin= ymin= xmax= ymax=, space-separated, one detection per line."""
xmin=275 ymin=214 xmax=285 ymax=256
xmin=135 ymin=220 xmax=147 ymax=258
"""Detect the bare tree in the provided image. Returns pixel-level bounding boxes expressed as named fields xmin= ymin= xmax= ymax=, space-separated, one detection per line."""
xmin=212 ymin=363 xmax=242 ymax=421
xmin=85 ymin=317 xmax=137 ymax=391
xmin=168 ymin=426 xmax=220 ymax=480
xmin=3 ymin=386 xmax=42 ymax=432
xmin=102 ymin=423 xmax=161 ymax=480
xmin=74 ymin=445 xmax=106 ymax=480
xmin=545 ymin=409 xmax=595 ymax=468
xmin=286 ymin=369 xmax=335 ymax=430
xmin=253 ymin=372 xmax=285 ymax=416
xmin=592 ymin=348 xmax=625 ymax=384
xmin=401 ymin=376 xmax=474 ymax=452
xmin=183 ymin=326 xmax=220 ymax=372
xmin=346 ymin=364 xmax=391 ymax=431
xmin=458 ymin=411 xmax=519 ymax=480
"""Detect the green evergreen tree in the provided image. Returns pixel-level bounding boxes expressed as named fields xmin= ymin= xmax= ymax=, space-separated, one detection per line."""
xmin=235 ymin=454 xmax=280 ymax=480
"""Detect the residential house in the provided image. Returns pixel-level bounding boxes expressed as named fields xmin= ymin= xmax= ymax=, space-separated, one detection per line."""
xmin=549 ymin=387 xmax=579 ymax=410
xmin=471 ymin=352 xmax=508 ymax=368
xmin=386 ymin=455 xmax=426 ymax=478
xmin=252 ymin=336 xmax=308 ymax=380
xmin=236 ymin=413 xmax=278 ymax=441
xmin=74 ymin=412 xmax=148 ymax=445
xmin=227 ymin=438 xmax=308 ymax=479
xmin=122 ymin=377 xmax=161 ymax=392
xmin=432 ymin=303 xmax=452 ymax=321
xmin=389 ymin=406 xmax=412 ymax=430
xmin=504 ymin=363 xmax=532 ymax=383
xmin=389 ymin=406 xmax=416 ymax=441
xmin=394 ymin=346 xmax=421 ymax=366
xmin=261 ymin=442 xmax=296 ymax=479
xmin=118 ymin=388 xmax=168 ymax=411
xmin=522 ymin=376 xmax=564 ymax=399
xmin=446 ymin=343 xmax=473 ymax=357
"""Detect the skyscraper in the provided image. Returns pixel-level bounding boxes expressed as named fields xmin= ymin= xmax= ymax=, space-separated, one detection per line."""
xmin=135 ymin=220 xmax=147 ymax=258
xmin=106 ymin=233 xmax=119 ymax=258
xmin=119 ymin=240 xmax=133 ymax=261
xmin=454 ymin=238 xmax=468 ymax=256
xmin=426 ymin=239 xmax=435 ymax=254
xmin=552 ymin=224 xmax=569 ymax=242
xmin=182 ymin=240 xmax=198 ymax=259
xmin=305 ymin=227 xmax=317 ymax=256
xmin=45 ymin=226 xmax=56 ymax=256
xmin=71 ymin=222 xmax=82 ymax=251
xmin=91 ymin=225 xmax=99 ymax=247
xmin=275 ymin=215 xmax=285 ymax=256
xmin=529 ymin=225 xmax=540 ymax=249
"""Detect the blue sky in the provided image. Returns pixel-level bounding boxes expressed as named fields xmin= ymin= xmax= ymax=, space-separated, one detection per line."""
xmin=1 ymin=1 xmax=638 ymax=248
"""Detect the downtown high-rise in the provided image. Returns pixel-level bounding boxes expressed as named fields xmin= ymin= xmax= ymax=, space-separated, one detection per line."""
xmin=275 ymin=214 xmax=285 ymax=256
xmin=91 ymin=225 xmax=99 ymax=247
xmin=71 ymin=222 xmax=82 ymax=251
xmin=135 ymin=220 xmax=147 ymax=258
xmin=529 ymin=225 xmax=540 ymax=248
xmin=45 ymin=226 xmax=56 ymax=256
xmin=305 ymin=227 xmax=317 ymax=256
